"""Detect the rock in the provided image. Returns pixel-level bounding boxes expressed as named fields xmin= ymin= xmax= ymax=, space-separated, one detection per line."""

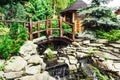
xmin=76 ymin=52 xmax=88 ymax=58
xmin=49 ymin=76 xmax=56 ymax=80
xmin=15 ymin=75 xmax=35 ymax=80
xmin=88 ymin=43 xmax=103 ymax=47
xmin=64 ymin=59 xmax=70 ymax=65
xmin=25 ymin=65 xmax=41 ymax=75
xmin=57 ymin=59 xmax=64 ymax=63
xmin=72 ymin=42 xmax=80 ymax=47
xmin=42 ymin=71 xmax=56 ymax=80
xmin=68 ymin=64 xmax=77 ymax=71
xmin=27 ymin=55 xmax=43 ymax=64
xmin=53 ymin=51 xmax=58 ymax=55
xmin=59 ymin=57 xmax=68 ymax=60
xmin=113 ymin=48 xmax=119 ymax=53
xmin=114 ymin=63 xmax=120 ymax=70
xmin=116 ymin=40 xmax=120 ymax=44
xmin=83 ymin=40 xmax=90 ymax=44
xmin=102 ymin=60 xmax=118 ymax=71
xmin=68 ymin=55 xmax=76 ymax=60
xmin=16 ymin=71 xmax=51 ymax=80
xmin=4 ymin=56 xmax=27 ymax=72
xmin=23 ymin=54 xmax=31 ymax=60
xmin=0 ymin=71 xmax=4 ymax=78
xmin=69 ymin=59 xmax=78 ymax=65
xmin=0 ymin=60 xmax=5 ymax=66
xmin=19 ymin=41 xmax=38 ymax=56
xmin=97 ymin=39 xmax=108 ymax=44
xmin=103 ymin=53 xmax=120 ymax=60
xmin=109 ymin=43 xmax=120 ymax=48
xmin=66 ymin=50 xmax=76 ymax=54
xmin=41 ymin=62 xmax=46 ymax=72
xmin=4 ymin=71 xmax=23 ymax=79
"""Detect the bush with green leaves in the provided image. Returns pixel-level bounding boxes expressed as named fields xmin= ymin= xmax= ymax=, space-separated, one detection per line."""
xmin=96 ymin=30 xmax=120 ymax=41
xmin=0 ymin=35 xmax=13 ymax=58
xmin=0 ymin=22 xmax=9 ymax=36
xmin=0 ymin=23 xmax=28 ymax=59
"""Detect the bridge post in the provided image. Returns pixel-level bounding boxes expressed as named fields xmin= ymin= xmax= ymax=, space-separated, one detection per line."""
xmin=28 ymin=18 xmax=33 ymax=41
xmin=72 ymin=23 xmax=75 ymax=41
xmin=49 ymin=20 xmax=52 ymax=36
xmin=46 ymin=16 xmax=49 ymax=38
xmin=58 ymin=16 xmax=63 ymax=37
xmin=37 ymin=20 xmax=40 ymax=38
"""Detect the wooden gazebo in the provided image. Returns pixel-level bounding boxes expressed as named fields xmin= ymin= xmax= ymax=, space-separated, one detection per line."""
xmin=61 ymin=0 xmax=87 ymax=32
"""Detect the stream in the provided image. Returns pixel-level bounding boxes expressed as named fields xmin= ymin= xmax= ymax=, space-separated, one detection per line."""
xmin=45 ymin=56 xmax=98 ymax=80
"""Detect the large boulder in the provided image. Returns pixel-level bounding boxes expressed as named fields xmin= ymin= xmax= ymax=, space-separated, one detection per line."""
xmin=16 ymin=71 xmax=56 ymax=80
xmin=27 ymin=55 xmax=43 ymax=64
xmin=4 ymin=56 xmax=27 ymax=72
xmin=4 ymin=71 xmax=23 ymax=79
xmin=19 ymin=41 xmax=38 ymax=57
xmin=25 ymin=65 xmax=41 ymax=75
xmin=0 ymin=71 xmax=4 ymax=78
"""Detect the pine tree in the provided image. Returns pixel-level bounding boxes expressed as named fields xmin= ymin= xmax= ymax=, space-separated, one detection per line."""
xmin=78 ymin=0 xmax=120 ymax=31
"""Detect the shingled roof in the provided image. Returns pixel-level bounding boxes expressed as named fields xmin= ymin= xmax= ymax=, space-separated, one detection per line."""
xmin=61 ymin=0 xmax=87 ymax=14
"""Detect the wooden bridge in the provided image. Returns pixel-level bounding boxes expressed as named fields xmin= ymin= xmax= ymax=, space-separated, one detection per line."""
xmin=0 ymin=16 xmax=75 ymax=44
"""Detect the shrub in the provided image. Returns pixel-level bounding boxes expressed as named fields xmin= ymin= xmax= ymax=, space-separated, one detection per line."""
xmin=0 ymin=23 xmax=28 ymax=59
xmin=96 ymin=30 xmax=120 ymax=41
xmin=0 ymin=35 xmax=13 ymax=58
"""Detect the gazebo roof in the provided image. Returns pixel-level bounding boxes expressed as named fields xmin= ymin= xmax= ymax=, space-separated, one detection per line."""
xmin=61 ymin=0 xmax=87 ymax=14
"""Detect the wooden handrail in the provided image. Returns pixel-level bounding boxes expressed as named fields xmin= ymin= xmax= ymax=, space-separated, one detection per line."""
xmin=0 ymin=20 xmax=25 ymax=23
xmin=0 ymin=16 xmax=75 ymax=41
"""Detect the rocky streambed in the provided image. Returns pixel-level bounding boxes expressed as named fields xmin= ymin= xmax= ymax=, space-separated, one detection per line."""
xmin=0 ymin=37 xmax=120 ymax=80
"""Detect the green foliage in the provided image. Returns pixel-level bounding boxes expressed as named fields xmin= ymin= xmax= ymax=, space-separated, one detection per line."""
xmin=0 ymin=60 xmax=8 ymax=71
xmin=46 ymin=48 xmax=54 ymax=60
xmin=50 ymin=0 xmax=75 ymax=14
xmin=78 ymin=0 xmax=120 ymax=31
xmin=2 ymin=3 xmax=26 ymax=20
xmin=9 ymin=23 xmax=28 ymax=53
xmin=32 ymin=20 xmax=71 ymax=37
xmin=96 ymin=30 xmax=120 ymax=41
xmin=92 ymin=66 xmax=114 ymax=80
xmin=26 ymin=0 xmax=53 ymax=21
xmin=0 ymin=23 xmax=28 ymax=59
xmin=0 ymin=35 xmax=13 ymax=59
xmin=0 ymin=22 xmax=9 ymax=36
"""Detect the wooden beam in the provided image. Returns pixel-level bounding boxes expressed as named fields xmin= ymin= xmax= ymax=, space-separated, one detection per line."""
xmin=72 ymin=12 xmax=75 ymax=23
xmin=37 ymin=20 xmax=40 ymax=38
xmin=49 ymin=20 xmax=52 ymax=36
xmin=72 ymin=23 xmax=75 ymax=41
xmin=46 ymin=16 xmax=49 ymax=37
xmin=28 ymin=18 xmax=33 ymax=41
xmin=58 ymin=16 xmax=63 ymax=37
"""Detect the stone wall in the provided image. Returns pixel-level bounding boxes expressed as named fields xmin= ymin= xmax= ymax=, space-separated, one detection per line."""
xmin=0 ymin=41 xmax=56 ymax=80
xmin=57 ymin=38 xmax=120 ymax=78
xmin=0 ymin=38 xmax=120 ymax=80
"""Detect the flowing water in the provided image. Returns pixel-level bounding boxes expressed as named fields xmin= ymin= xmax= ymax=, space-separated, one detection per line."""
xmin=45 ymin=57 xmax=97 ymax=80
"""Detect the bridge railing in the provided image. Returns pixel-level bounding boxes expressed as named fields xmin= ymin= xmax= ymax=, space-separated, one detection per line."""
xmin=0 ymin=16 xmax=75 ymax=41
xmin=28 ymin=16 xmax=75 ymax=41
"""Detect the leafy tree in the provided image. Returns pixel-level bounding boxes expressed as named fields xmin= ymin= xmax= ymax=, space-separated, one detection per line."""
xmin=0 ymin=0 xmax=29 ymax=20
xmin=50 ymin=0 xmax=75 ymax=14
xmin=25 ymin=0 xmax=53 ymax=21
xmin=2 ymin=3 xmax=26 ymax=20
xmin=78 ymin=0 xmax=120 ymax=31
